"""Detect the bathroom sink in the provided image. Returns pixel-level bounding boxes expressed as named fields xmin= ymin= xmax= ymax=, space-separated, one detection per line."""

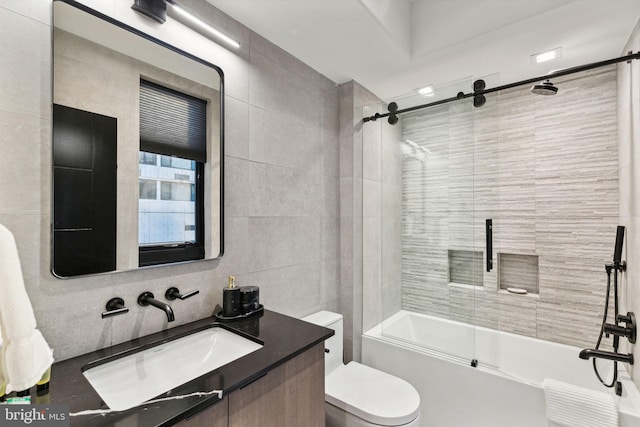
xmin=82 ymin=326 xmax=263 ymax=411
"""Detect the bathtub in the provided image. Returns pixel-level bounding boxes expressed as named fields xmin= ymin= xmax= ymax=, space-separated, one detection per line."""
xmin=362 ymin=310 xmax=640 ymax=427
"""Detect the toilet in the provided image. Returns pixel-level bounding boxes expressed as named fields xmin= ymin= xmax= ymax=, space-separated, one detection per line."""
xmin=303 ymin=311 xmax=421 ymax=427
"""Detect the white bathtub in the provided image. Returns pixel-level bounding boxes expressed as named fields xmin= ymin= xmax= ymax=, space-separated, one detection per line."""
xmin=362 ymin=310 xmax=640 ymax=427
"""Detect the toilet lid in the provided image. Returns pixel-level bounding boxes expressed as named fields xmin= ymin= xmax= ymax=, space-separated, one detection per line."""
xmin=325 ymin=362 xmax=420 ymax=426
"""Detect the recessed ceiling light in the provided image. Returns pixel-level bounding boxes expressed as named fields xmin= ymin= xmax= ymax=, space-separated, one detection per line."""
xmin=417 ymin=85 xmax=435 ymax=96
xmin=531 ymin=47 xmax=562 ymax=64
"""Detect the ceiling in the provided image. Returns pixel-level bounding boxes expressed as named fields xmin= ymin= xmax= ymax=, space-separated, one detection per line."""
xmin=206 ymin=0 xmax=640 ymax=102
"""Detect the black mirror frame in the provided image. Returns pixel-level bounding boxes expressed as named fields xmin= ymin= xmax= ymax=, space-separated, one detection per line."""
xmin=51 ymin=0 xmax=224 ymax=278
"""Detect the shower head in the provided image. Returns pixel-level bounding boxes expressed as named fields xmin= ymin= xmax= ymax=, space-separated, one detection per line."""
xmin=531 ymin=79 xmax=558 ymax=95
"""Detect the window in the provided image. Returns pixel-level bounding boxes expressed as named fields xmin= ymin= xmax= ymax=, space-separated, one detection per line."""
xmin=139 ymin=179 xmax=157 ymax=200
xmin=138 ymin=80 xmax=207 ymax=266
xmin=139 ymin=152 xmax=157 ymax=165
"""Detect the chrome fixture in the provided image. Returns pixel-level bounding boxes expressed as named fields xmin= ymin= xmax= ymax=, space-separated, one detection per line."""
xmin=101 ymin=297 xmax=129 ymax=318
xmin=138 ymin=291 xmax=175 ymax=322
xmin=165 ymin=287 xmax=199 ymax=301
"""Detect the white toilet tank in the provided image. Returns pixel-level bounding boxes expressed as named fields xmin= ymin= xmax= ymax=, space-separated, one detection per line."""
xmin=301 ymin=310 xmax=343 ymax=374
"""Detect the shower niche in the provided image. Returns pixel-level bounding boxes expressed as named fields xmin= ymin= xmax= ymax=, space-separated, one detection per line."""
xmin=497 ymin=253 xmax=539 ymax=295
xmin=447 ymin=250 xmax=484 ymax=288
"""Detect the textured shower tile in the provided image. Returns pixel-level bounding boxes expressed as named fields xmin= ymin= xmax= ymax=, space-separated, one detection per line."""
xmin=473 ymin=289 xmax=501 ymax=330
xmin=536 ymin=300 xmax=603 ymax=348
xmin=448 ymin=286 xmax=480 ymax=326
xmin=249 ymin=106 xmax=321 ymax=173
xmin=402 ymin=281 xmax=450 ymax=319
xmin=498 ymin=293 xmax=537 ymax=338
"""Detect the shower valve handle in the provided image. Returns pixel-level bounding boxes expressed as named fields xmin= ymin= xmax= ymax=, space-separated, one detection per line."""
xmin=604 ymin=312 xmax=636 ymax=344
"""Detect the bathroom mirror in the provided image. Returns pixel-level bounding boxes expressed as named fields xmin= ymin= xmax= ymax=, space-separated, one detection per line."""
xmin=52 ymin=0 xmax=223 ymax=278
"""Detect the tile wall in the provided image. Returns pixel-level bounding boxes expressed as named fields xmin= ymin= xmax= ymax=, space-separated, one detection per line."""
xmin=0 ymin=0 xmax=340 ymax=361
xmin=364 ymin=67 xmax=620 ymax=349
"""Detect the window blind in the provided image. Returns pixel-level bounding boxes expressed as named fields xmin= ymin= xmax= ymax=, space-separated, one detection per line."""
xmin=139 ymin=79 xmax=207 ymax=163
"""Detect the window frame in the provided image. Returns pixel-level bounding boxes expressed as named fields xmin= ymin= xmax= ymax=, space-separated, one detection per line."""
xmin=139 ymin=160 xmax=205 ymax=267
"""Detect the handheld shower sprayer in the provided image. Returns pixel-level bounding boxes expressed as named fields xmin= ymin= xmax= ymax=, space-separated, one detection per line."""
xmin=579 ymin=226 xmax=636 ymax=395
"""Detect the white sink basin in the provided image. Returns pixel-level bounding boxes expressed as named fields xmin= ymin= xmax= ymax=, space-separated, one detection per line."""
xmin=82 ymin=326 xmax=263 ymax=411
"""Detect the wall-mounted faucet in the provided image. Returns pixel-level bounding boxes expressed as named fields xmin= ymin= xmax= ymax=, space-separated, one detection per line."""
xmin=138 ymin=292 xmax=175 ymax=322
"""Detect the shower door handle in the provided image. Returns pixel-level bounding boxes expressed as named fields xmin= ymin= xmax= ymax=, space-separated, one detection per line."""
xmin=486 ymin=219 xmax=493 ymax=272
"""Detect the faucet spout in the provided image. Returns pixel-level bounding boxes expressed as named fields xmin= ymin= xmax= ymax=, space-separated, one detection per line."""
xmin=579 ymin=348 xmax=634 ymax=364
xmin=138 ymin=292 xmax=175 ymax=322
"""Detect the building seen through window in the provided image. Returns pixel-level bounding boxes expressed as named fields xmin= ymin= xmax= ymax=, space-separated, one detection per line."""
xmin=138 ymin=152 xmax=196 ymax=245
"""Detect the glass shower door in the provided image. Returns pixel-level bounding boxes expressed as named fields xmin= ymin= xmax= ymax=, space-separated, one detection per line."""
xmin=376 ymin=79 xmax=480 ymax=363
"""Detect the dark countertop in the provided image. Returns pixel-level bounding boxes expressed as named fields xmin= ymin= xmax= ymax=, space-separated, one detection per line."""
xmin=44 ymin=309 xmax=333 ymax=426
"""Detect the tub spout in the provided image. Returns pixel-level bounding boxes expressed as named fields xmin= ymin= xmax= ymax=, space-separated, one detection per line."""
xmin=579 ymin=348 xmax=634 ymax=364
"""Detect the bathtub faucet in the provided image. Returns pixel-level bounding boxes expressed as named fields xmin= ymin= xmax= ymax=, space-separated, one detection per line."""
xmin=579 ymin=348 xmax=634 ymax=365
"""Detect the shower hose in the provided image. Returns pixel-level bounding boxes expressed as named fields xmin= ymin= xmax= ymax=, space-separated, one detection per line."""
xmin=592 ymin=264 xmax=619 ymax=388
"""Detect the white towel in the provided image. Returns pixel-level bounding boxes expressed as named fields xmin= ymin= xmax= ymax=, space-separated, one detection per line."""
xmin=543 ymin=378 xmax=618 ymax=427
xmin=0 ymin=224 xmax=53 ymax=393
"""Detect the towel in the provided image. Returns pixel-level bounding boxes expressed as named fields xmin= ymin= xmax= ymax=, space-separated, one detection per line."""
xmin=0 ymin=224 xmax=53 ymax=393
xmin=543 ymin=378 xmax=618 ymax=427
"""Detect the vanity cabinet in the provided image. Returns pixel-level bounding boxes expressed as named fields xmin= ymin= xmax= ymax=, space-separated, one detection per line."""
xmin=177 ymin=343 xmax=325 ymax=427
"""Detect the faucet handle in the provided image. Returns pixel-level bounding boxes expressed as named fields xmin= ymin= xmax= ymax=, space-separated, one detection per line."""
xmin=165 ymin=287 xmax=199 ymax=301
xmin=101 ymin=297 xmax=129 ymax=318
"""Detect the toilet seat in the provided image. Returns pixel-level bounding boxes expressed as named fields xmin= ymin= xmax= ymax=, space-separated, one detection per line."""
xmin=325 ymin=362 xmax=420 ymax=426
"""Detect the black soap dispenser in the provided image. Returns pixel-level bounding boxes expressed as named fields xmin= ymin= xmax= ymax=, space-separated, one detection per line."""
xmin=222 ymin=275 xmax=241 ymax=317
xmin=215 ymin=276 xmax=263 ymax=321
